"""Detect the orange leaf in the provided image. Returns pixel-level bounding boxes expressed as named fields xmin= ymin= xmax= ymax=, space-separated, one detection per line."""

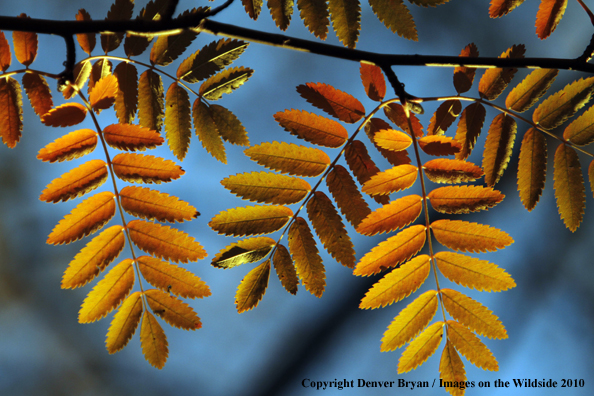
xmin=381 ymin=290 xmax=438 ymax=352
xmin=47 ymin=191 xmax=115 ymax=245
xmin=193 ymin=99 xmax=226 ymax=163
xmin=517 ymin=128 xmax=547 ymax=211
xmin=244 ymin=141 xmax=330 ymax=177
xmin=296 ymin=82 xmax=365 ymax=123
xmin=365 ymin=118 xmax=412 ymax=166
xmin=0 ymin=77 xmax=23 ymax=148
xmin=89 ymin=74 xmax=118 ymax=112
xmin=356 ymin=194 xmax=422 ymax=236
xmin=418 ymin=135 xmax=461 ymax=156
xmin=384 ymin=103 xmax=423 ymax=138
xmin=22 ymin=72 xmax=53 ymax=117
xmin=88 ymin=59 xmax=112 ymax=96
xmin=128 ymin=220 xmax=206 ymax=263
xmin=453 ymin=43 xmax=479 ymax=94
xmin=273 ymin=244 xmax=299 ymax=295
xmin=428 ymin=185 xmax=504 ymax=214
xmin=211 ymin=237 xmax=276 ymax=269
xmin=505 ymin=68 xmax=558 ymax=112
xmin=478 ymin=44 xmax=525 ymax=101
xmin=209 ymin=205 xmax=293 ymax=237
xmin=483 ymin=114 xmax=517 ymax=186
xmin=106 ymin=291 xmax=142 ymax=354
xmin=37 ymin=129 xmax=97 ymax=163
xmin=454 ymin=102 xmax=486 ymax=160
xmin=274 ymin=109 xmax=348 ymax=148
xmin=41 ymin=103 xmax=88 ymax=127
xmin=439 ymin=340 xmax=466 ymax=396
xmin=434 ymin=251 xmax=516 ymax=292
xmin=78 ymin=259 xmax=135 ymax=323
xmin=103 ymin=123 xmax=164 ymax=151
xmin=0 ymin=32 xmax=11 ymax=71
xmin=489 ymin=0 xmax=526 ymax=17
xmin=140 ymin=311 xmax=169 ymax=369
xmin=563 ymin=104 xmax=594 ymax=145
xmin=441 ymin=288 xmax=507 ymax=339
xmin=307 ymin=191 xmax=356 ymax=268
xmin=361 ymin=164 xmax=418 ymax=196
xmin=345 ymin=140 xmax=389 ymax=204
xmin=145 ymin=289 xmax=201 ymax=330
xmin=360 ymin=254 xmax=431 ymax=309
xmin=423 ymin=158 xmax=483 ymax=184
xmin=554 ymin=144 xmax=585 ymax=232
xmin=533 ymin=77 xmax=594 ymax=130
xmin=536 ymin=0 xmax=568 ymax=39
xmin=221 ymin=171 xmax=311 ymax=205
xmin=62 ymin=60 xmax=91 ymax=100
xmin=12 ymin=14 xmax=37 ymax=66
xmin=428 ymin=100 xmax=462 ymax=136
xmin=373 ymin=129 xmax=412 ymax=152
xmin=354 ymin=224 xmax=427 ymax=276
xmin=138 ymin=69 xmax=164 ymax=132
xmin=431 ymin=219 xmax=513 ymax=253
xmin=398 ymin=321 xmax=443 ymax=373
xmin=288 ymin=217 xmax=326 ymax=297
xmin=360 ymin=62 xmax=386 ymax=101
xmin=447 ymin=320 xmax=498 ymax=371
xmin=39 ymin=159 xmax=107 ymax=203
xmin=138 ymin=256 xmax=210 ymax=299
xmin=111 ymin=153 xmax=184 ymax=184
xmin=113 ymin=62 xmax=138 ymax=124
xmin=165 ymin=82 xmax=192 ymax=160
xmin=75 ymin=9 xmax=96 ymax=55
xmin=326 ymin=165 xmax=371 ymax=227
xmin=119 ymin=186 xmax=199 ymax=223
xmin=235 ymin=259 xmax=271 ymax=313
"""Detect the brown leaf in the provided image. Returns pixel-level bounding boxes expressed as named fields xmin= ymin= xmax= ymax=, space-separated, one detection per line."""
xmin=365 ymin=118 xmax=412 ymax=166
xmin=22 ymin=72 xmax=53 ymax=117
xmin=326 ymin=165 xmax=371 ymax=227
xmin=288 ymin=217 xmax=326 ymax=297
xmin=489 ymin=0 xmax=526 ymax=17
xmin=296 ymin=82 xmax=365 ymax=123
xmin=101 ymin=0 xmax=134 ymax=53
xmin=177 ymin=38 xmax=249 ymax=83
xmin=553 ymin=144 xmax=585 ymax=231
xmin=0 ymin=77 xmax=23 ymax=148
xmin=268 ymin=0 xmax=294 ymax=30
xmin=12 ymin=14 xmax=37 ymax=66
xmin=384 ymin=103 xmax=423 ymax=138
xmin=0 ymin=32 xmax=11 ymax=71
xmin=453 ymin=43 xmax=479 ymax=94
xmin=345 ymin=140 xmax=390 ymax=204
xmin=478 ymin=44 xmax=525 ymax=101
xmin=113 ymin=62 xmax=138 ymax=124
xmin=517 ymin=128 xmax=547 ymax=211
xmin=329 ymin=0 xmax=361 ymax=48
xmin=360 ymin=62 xmax=386 ymax=101
xmin=418 ymin=135 xmax=461 ymax=156
xmin=75 ymin=9 xmax=96 ymax=55
xmin=454 ymin=102 xmax=486 ymax=160
xmin=41 ymin=103 xmax=88 ymax=128
xmin=427 ymin=99 xmax=461 ymax=136
xmin=273 ymin=244 xmax=299 ymax=295
xmin=138 ymin=69 xmax=164 ymax=132
xmin=483 ymin=114 xmax=517 ymax=186
xmin=297 ymin=0 xmax=330 ymax=39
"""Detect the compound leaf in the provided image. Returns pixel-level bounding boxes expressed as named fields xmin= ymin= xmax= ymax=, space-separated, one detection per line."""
xmin=209 ymin=205 xmax=293 ymax=236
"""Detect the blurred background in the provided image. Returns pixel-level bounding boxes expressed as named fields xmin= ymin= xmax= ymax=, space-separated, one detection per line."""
xmin=0 ymin=1 xmax=593 ymax=395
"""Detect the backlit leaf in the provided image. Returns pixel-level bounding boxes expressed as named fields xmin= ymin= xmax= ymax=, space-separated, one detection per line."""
xmin=222 ymin=171 xmax=311 ymax=205
xmin=0 ymin=32 xmax=11 ymax=71
xmin=326 ymin=165 xmax=371 ymax=227
xmin=193 ymin=100 xmax=226 ymax=163
xmin=113 ymin=62 xmax=138 ymax=124
xmin=88 ymin=59 xmax=112 ymax=95
xmin=296 ymin=82 xmax=365 ymax=123
xmin=479 ymin=44 xmax=525 ymax=101
xmin=165 ymin=82 xmax=192 ymax=160
xmin=589 ymin=160 xmax=594 ymax=197
xmin=75 ymin=9 xmax=95 ymax=55
xmin=140 ymin=311 xmax=168 ymax=369
xmin=418 ymin=135 xmax=461 ymax=156
xmin=177 ymin=39 xmax=249 ymax=83
xmin=354 ymin=224 xmax=427 ymax=276
xmin=128 ymin=220 xmax=207 ymax=263
xmin=297 ymin=0 xmax=330 ymax=39
xmin=79 ymin=259 xmax=134 ymax=323
xmin=209 ymin=205 xmax=293 ymax=236
xmin=12 ymin=14 xmax=37 ymax=66
xmin=428 ymin=185 xmax=504 ymax=214
xmin=145 ymin=289 xmax=201 ymax=330
xmin=345 ymin=140 xmax=389 ymax=202
xmin=441 ymin=288 xmax=507 ymax=339
xmin=41 ymin=103 xmax=88 ymax=127
xmin=453 ymin=43 xmax=478 ymax=94
xmin=434 ymin=251 xmax=516 ymax=292
xmin=244 ymin=142 xmax=330 ymax=177
xmin=138 ymin=69 xmax=164 ymax=132
xmin=553 ymin=144 xmax=585 ymax=232
xmin=533 ymin=77 xmax=594 ymax=130
xmin=103 ymin=123 xmax=164 ymax=151
xmin=398 ymin=321 xmax=443 ymax=373
xmin=536 ymin=0 xmax=567 ymax=39
xmin=120 ymin=186 xmax=199 ymax=223
xmin=329 ymin=0 xmax=361 ymax=48
xmin=439 ymin=340 xmax=466 ymax=396
xmin=505 ymin=69 xmax=558 ymax=112
xmin=373 ymin=129 xmax=412 ymax=152
xmin=427 ymin=100 xmax=461 ymax=136
xmin=111 ymin=153 xmax=184 ymax=184
xmin=517 ymin=128 xmax=547 ymax=211
xmin=307 ymin=191 xmax=356 ymax=268
xmin=273 ymin=244 xmax=299 ymax=295
xmin=563 ymin=104 xmax=594 ymax=145
xmin=360 ymin=254 xmax=430 ymax=309
xmin=37 ymin=129 xmax=97 ymax=163
xmin=489 ymin=0 xmax=526 ymax=17
xmin=365 ymin=118 xmax=412 ymax=166
xmin=288 ymin=217 xmax=325 ymax=297
xmin=369 ymin=0 xmax=417 ymax=41
xmin=447 ymin=320 xmax=498 ymax=370
xmin=89 ymin=74 xmax=118 ymax=113
xmin=47 ymin=191 xmax=116 ymax=245
xmin=274 ymin=109 xmax=348 ymax=148
xmin=101 ymin=0 xmax=134 ymax=53
xmin=268 ymin=0 xmax=294 ymax=30
xmin=360 ymin=62 xmax=386 ymax=101
xmin=106 ymin=291 xmax=142 ymax=354
xmin=150 ymin=28 xmax=198 ymax=66
xmin=209 ymin=104 xmax=249 ymax=146
xmin=22 ymin=72 xmax=53 ymax=117
xmin=138 ymin=256 xmax=211 ymax=299
xmin=356 ymin=194 xmax=422 ymax=236
xmin=408 ymin=0 xmax=452 ymax=6
xmin=62 ymin=61 xmax=92 ymax=100
xmin=235 ymin=260 xmax=271 ymax=313
xmin=381 ymin=290 xmax=438 ymax=351
xmin=423 ymin=158 xmax=484 ymax=184
xmin=39 ymin=159 xmax=107 ymax=203
xmin=61 ymin=225 xmax=125 ymax=289
xmin=242 ymin=0 xmax=263 ymax=20
xmin=211 ymin=237 xmax=276 ymax=269
xmin=0 ymin=77 xmax=23 ymax=148
xmin=482 ymin=113 xmax=517 ymax=186
xmin=384 ymin=103 xmax=423 ymax=138
xmin=431 ymin=219 xmax=513 ymax=253
xmin=122 ymin=0 xmax=169 ymax=57
xmin=454 ymin=102 xmax=486 ymax=160
xmin=199 ymin=66 xmax=253 ymax=100
xmin=361 ymin=164 xmax=418 ymax=196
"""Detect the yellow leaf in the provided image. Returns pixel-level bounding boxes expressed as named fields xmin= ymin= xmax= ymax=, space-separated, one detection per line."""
xmin=47 ymin=191 xmax=116 ymax=245
xmin=354 ymin=224 xmax=426 ymax=276
xmin=88 ymin=59 xmax=112 ymax=96
xmin=177 ymin=38 xmax=248 ymax=83
xmin=428 ymin=185 xmax=504 ymax=214
xmin=441 ymin=288 xmax=507 ymax=339
xmin=288 ymin=217 xmax=325 ymax=297
xmin=423 ymin=158 xmax=483 ymax=184
xmin=193 ymin=99 xmax=226 ymax=163
xmin=127 ymin=220 xmax=207 ymax=263
xmin=199 ymin=66 xmax=253 ymax=100
xmin=103 ymin=123 xmax=163 ymax=151
xmin=428 ymin=100 xmax=461 ymax=136
xmin=61 ymin=225 xmax=125 ymax=289
xmin=209 ymin=205 xmax=293 ymax=237
xmin=221 ymin=171 xmax=311 ymax=205
xmin=329 ymin=0 xmax=361 ymax=48
xmin=356 ymin=194 xmax=422 ymax=236
xmin=296 ymin=82 xmax=365 ymax=123
xmin=268 ymin=0 xmax=294 ymax=30
xmin=418 ymin=135 xmax=461 ymax=156
xmin=165 ymin=82 xmax=192 ymax=160
xmin=517 ymin=128 xmax=547 ymax=211
xmin=273 ymin=244 xmax=299 ymax=295
xmin=505 ymin=68 xmax=558 ymax=112
xmin=381 ymin=290 xmax=438 ymax=351
xmin=111 ymin=153 xmax=184 ymax=184
xmin=37 ymin=129 xmax=96 ymax=163
xmin=145 ymin=289 xmax=201 ymax=330
xmin=244 ymin=141 xmax=330 ymax=177
xmin=326 ymin=165 xmax=371 ymax=227
xmin=211 ymin=237 xmax=276 ymax=268
xmin=274 ymin=109 xmax=348 ymax=148
xmin=79 ymin=259 xmax=135 ymax=323
xmin=533 ymin=77 xmax=594 ymax=130
xmin=439 ymin=340 xmax=466 ymax=396
xmin=106 ymin=291 xmax=143 ymax=354
xmin=140 ymin=311 xmax=169 ymax=369
xmin=447 ymin=320 xmax=498 ymax=371
xmin=75 ymin=9 xmax=96 ymax=55
xmin=535 ymin=0 xmax=567 ymax=39
xmin=345 ymin=140 xmax=389 ymax=204
xmin=41 ymin=103 xmax=88 ymax=127
xmin=0 ymin=77 xmax=23 ymax=148
xmin=235 ymin=259 xmax=271 ymax=313
xmin=360 ymin=255 xmax=430 ymax=309
xmin=453 ymin=43 xmax=479 ymax=95
xmin=209 ymin=104 xmax=250 ymax=146
xmin=434 ymin=251 xmax=516 ymax=292
xmin=62 ymin=60 xmax=91 ymax=100
xmin=138 ymin=256 xmax=211 ymax=299
xmin=119 ymin=186 xmax=199 ymax=223
xmin=563 ymin=104 xmax=594 ymax=146
xmin=431 ymin=219 xmax=513 ymax=253
xmin=483 ymin=114 xmax=517 ymax=186
xmin=360 ymin=62 xmax=386 ymax=101
xmin=478 ymin=44 xmax=525 ymax=101
xmin=138 ymin=69 xmax=164 ymax=132
xmin=489 ymin=0 xmax=526 ymax=17
xmin=361 ymin=164 xmax=418 ymax=196
xmin=307 ymin=191 xmax=356 ymax=268
xmin=22 ymin=72 xmax=53 ymax=117
xmin=373 ymin=129 xmax=412 ymax=152
xmin=398 ymin=321 xmax=444 ymax=373
xmin=553 ymin=144 xmax=585 ymax=232
xmin=113 ymin=62 xmax=138 ymax=124
xmin=297 ymin=0 xmax=329 ymax=39
xmin=368 ymin=0 xmax=416 ymax=41
xmin=0 ymin=32 xmax=11 ymax=71
xmin=89 ymin=74 xmax=118 ymax=113
xmin=12 ymin=14 xmax=37 ymax=66
xmin=39 ymin=159 xmax=108 ymax=203
xmin=454 ymin=102 xmax=486 ymax=160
